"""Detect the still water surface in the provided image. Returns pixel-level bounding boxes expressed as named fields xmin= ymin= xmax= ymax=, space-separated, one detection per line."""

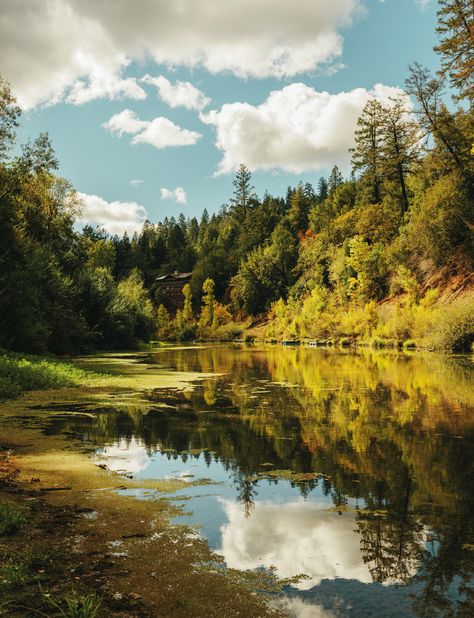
xmin=46 ymin=346 xmax=474 ymax=617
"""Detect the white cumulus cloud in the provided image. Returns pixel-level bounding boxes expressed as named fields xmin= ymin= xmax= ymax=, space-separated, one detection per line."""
xmin=102 ymin=110 xmax=202 ymax=149
xmin=202 ymin=82 xmax=410 ymax=174
xmin=129 ymin=179 xmax=144 ymax=187
xmin=77 ymin=192 xmax=148 ymax=235
xmin=102 ymin=109 xmax=150 ymax=136
xmin=0 ymin=0 xmax=361 ymax=109
xmin=131 ymin=118 xmax=201 ymax=149
xmin=142 ymin=75 xmax=211 ymax=111
xmin=160 ymin=187 xmax=187 ymax=204
xmin=66 ymin=72 xmax=146 ymax=106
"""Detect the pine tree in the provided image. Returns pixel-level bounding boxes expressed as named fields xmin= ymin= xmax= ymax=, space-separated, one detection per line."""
xmin=178 ymin=212 xmax=187 ymax=233
xmin=303 ymin=182 xmax=316 ymax=201
xmin=351 ymin=99 xmax=385 ymax=203
xmin=187 ymin=217 xmax=199 ymax=245
xmin=406 ymin=63 xmax=467 ymax=173
xmin=435 ymin=0 xmax=474 ymax=102
xmin=230 ymin=164 xmax=256 ymax=221
xmin=328 ymin=165 xmax=344 ymax=196
xmin=317 ymin=177 xmax=328 ymax=202
xmin=285 ymin=185 xmax=295 ymax=209
xmin=380 ymin=99 xmax=421 ymax=212
xmin=288 ymin=183 xmax=310 ymax=232
xmin=200 ymin=208 xmax=209 ymax=227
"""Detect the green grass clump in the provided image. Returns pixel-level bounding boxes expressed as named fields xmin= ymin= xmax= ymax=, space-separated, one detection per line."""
xmin=0 ymin=562 xmax=30 ymax=590
xmin=0 ymin=549 xmax=51 ymax=603
xmin=45 ymin=592 xmax=102 ymax=618
xmin=0 ymin=502 xmax=25 ymax=536
xmin=0 ymin=351 xmax=95 ymax=400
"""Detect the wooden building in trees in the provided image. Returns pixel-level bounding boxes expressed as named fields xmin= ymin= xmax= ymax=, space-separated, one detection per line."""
xmin=154 ymin=271 xmax=193 ymax=313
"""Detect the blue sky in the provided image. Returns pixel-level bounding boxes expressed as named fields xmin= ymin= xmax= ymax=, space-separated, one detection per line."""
xmin=3 ymin=0 xmax=439 ymax=234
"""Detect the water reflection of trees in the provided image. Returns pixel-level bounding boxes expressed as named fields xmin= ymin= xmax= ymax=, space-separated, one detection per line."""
xmin=46 ymin=347 xmax=474 ymax=615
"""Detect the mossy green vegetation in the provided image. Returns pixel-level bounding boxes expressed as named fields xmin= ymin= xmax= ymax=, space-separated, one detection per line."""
xmin=0 ymin=351 xmax=101 ymax=400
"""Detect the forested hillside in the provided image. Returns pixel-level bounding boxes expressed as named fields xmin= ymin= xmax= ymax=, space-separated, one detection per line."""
xmin=0 ymin=0 xmax=472 ymax=353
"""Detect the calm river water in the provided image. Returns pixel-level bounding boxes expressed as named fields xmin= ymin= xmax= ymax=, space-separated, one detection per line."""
xmin=45 ymin=345 xmax=474 ymax=617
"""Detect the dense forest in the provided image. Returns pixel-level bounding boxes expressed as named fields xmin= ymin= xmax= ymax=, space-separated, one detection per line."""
xmin=0 ymin=0 xmax=472 ymax=354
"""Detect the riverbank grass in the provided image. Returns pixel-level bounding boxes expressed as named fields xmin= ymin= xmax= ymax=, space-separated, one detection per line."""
xmin=0 ymin=351 xmax=98 ymax=400
xmin=45 ymin=592 xmax=102 ymax=618
xmin=261 ymin=293 xmax=474 ymax=352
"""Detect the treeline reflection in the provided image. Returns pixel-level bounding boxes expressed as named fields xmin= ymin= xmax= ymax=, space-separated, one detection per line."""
xmin=44 ymin=347 xmax=474 ymax=615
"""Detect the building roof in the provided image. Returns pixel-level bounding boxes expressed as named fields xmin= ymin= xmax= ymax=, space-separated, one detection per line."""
xmin=155 ymin=272 xmax=193 ymax=282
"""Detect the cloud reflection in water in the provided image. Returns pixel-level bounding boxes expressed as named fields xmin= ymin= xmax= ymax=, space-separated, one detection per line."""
xmin=218 ymin=498 xmax=372 ymax=589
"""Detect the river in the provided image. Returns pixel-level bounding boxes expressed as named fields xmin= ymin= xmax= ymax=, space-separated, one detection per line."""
xmin=5 ymin=345 xmax=474 ymax=617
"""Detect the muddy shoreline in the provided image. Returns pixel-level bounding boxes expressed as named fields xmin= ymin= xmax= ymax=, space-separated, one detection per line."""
xmin=0 ymin=449 xmax=151 ymax=617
